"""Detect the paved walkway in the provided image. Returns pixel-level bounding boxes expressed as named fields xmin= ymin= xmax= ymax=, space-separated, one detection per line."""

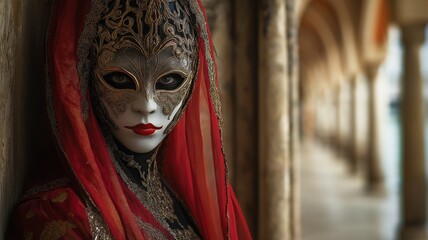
xmin=300 ymin=139 xmax=399 ymax=240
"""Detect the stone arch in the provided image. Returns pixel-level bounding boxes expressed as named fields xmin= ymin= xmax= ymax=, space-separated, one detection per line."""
xmin=300 ymin=1 xmax=344 ymax=84
xmin=329 ymin=0 xmax=360 ymax=75
xmin=360 ymin=0 xmax=389 ymax=65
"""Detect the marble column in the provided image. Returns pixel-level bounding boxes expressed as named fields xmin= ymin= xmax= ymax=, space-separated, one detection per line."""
xmin=399 ymin=23 xmax=427 ymax=240
xmin=286 ymin=0 xmax=300 ymax=238
xmin=327 ymin=88 xmax=335 ymax=144
xmin=258 ymin=0 xmax=290 ymax=239
xmin=233 ymin=0 xmax=259 ymax=236
xmin=335 ymin=84 xmax=342 ymax=156
xmin=349 ymin=75 xmax=358 ymax=173
xmin=365 ymin=66 xmax=384 ymax=192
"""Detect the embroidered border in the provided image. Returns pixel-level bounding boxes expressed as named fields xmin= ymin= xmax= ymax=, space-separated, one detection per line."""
xmin=135 ymin=217 xmax=168 ymax=240
xmin=22 ymin=178 xmax=70 ymax=199
xmin=188 ymin=1 xmax=230 ymax=237
xmin=86 ymin=201 xmax=114 ymax=240
xmin=108 ymin=140 xmax=200 ymax=239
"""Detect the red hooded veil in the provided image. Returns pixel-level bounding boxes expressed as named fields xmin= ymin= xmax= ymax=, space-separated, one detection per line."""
xmin=7 ymin=0 xmax=251 ymax=239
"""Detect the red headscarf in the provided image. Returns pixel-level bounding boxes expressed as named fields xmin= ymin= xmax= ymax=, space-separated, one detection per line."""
xmin=48 ymin=0 xmax=251 ymax=239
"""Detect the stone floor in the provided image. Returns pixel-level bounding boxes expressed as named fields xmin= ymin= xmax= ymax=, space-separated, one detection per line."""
xmin=300 ymin=139 xmax=400 ymax=240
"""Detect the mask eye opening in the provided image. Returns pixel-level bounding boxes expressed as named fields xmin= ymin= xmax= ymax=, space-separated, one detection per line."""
xmin=155 ymin=72 xmax=186 ymax=91
xmin=102 ymin=71 xmax=137 ymax=90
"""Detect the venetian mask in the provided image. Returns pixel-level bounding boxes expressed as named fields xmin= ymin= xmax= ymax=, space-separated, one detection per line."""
xmin=91 ymin=0 xmax=197 ymax=153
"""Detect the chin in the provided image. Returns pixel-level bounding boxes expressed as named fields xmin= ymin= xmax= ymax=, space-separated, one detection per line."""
xmin=129 ymin=146 xmax=156 ymax=154
xmin=119 ymin=135 xmax=164 ymax=154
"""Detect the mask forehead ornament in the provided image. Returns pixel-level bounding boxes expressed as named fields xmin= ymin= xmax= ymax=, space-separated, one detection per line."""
xmin=92 ymin=0 xmax=198 ymax=127
xmin=95 ymin=0 xmax=196 ymax=62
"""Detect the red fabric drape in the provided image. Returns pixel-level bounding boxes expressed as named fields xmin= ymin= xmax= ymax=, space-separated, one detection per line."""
xmin=47 ymin=0 xmax=252 ymax=239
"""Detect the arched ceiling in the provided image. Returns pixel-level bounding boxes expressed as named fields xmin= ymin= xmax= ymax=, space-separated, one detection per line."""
xmin=361 ymin=0 xmax=389 ymax=65
xmin=298 ymin=0 xmax=390 ymax=99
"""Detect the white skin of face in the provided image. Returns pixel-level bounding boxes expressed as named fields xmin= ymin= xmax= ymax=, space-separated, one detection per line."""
xmin=95 ymin=46 xmax=193 ymax=153
xmin=103 ymin=97 xmax=183 ymax=153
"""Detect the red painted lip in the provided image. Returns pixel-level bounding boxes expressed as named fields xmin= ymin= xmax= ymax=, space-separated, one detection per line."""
xmin=125 ymin=123 xmax=162 ymax=136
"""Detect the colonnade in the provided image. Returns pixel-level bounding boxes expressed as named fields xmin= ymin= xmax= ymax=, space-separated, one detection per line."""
xmin=306 ymin=20 xmax=428 ymax=240
xmin=208 ymin=0 xmax=428 ymax=239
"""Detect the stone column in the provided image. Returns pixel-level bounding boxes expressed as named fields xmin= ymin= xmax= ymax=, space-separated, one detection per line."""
xmin=327 ymin=88 xmax=335 ymax=144
xmin=233 ymin=0 xmax=258 ymax=236
xmin=258 ymin=0 xmax=290 ymax=239
xmin=399 ymin=23 xmax=427 ymax=239
xmin=328 ymin=89 xmax=334 ymax=145
xmin=286 ymin=0 xmax=300 ymax=238
xmin=318 ymin=92 xmax=326 ymax=142
xmin=365 ymin=66 xmax=384 ymax=192
xmin=323 ymin=91 xmax=330 ymax=143
xmin=335 ymin=83 xmax=342 ymax=156
xmin=0 ymin=1 xmax=23 ymax=235
xmin=349 ymin=75 xmax=358 ymax=173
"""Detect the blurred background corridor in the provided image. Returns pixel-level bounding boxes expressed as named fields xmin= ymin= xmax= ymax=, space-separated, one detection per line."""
xmin=1 ymin=0 xmax=428 ymax=239
xmin=297 ymin=1 xmax=428 ymax=239
xmin=300 ymin=139 xmax=399 ymax=240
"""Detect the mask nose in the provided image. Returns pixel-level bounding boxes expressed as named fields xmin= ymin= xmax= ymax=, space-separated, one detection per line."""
xmin=131 ymin=94 xmax=157 ymax=115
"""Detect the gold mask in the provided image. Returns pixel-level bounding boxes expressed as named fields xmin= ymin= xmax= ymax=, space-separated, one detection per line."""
xmin=92 ymin=0 xmax=197 ymax=118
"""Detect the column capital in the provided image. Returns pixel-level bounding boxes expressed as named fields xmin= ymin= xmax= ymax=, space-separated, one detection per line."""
xmin=401 ymin=23 xmax=426 ymax=46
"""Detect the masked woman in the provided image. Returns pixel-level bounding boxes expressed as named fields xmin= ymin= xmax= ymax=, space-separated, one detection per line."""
xmin=7 ymin=0 xmax=251 ymax=239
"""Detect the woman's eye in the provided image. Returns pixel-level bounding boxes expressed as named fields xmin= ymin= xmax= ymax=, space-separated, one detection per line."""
xmin=156 ymin=73 xmax=185 ymax=91
xmin=103 ymin=72 xmax=136 ymax=90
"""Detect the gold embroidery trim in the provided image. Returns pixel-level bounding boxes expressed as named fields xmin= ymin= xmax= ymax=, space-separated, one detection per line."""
xmin=40 ymin=220 xmax=76 ymax=240
xmin=85 ymin=200 xmax=114 ymax=240
xmin=22 ymin=178 xmax=70 ymax=199
xmin=188 ymin=0 xmax=231 ymax=237
xmin=111 ymin=143 xmax=200 ymax=239
xmin=135 ymin=217 xmax=168 ymax=240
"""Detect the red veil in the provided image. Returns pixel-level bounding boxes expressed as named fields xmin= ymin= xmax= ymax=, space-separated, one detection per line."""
xmin=46 ymin=0 xmax=251 ymax=239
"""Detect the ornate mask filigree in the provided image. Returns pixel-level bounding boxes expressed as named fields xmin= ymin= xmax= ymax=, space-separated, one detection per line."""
xmin=92 ymin=0 xmax=198 ymax=115
xmin=90 ymin=0 xmax=198 ymax=152
xmin=95 ymin=0 xmax=196 ymax=63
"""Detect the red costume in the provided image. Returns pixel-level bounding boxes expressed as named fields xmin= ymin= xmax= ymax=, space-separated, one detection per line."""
xmin=7 ymin=0 xmax=251 ymax=239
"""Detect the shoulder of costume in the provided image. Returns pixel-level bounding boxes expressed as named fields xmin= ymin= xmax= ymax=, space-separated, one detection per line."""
xmin=6 ymin=178 xmax=93 ymax=239
xmin=20 ymin=177 xmax=73 ymax=200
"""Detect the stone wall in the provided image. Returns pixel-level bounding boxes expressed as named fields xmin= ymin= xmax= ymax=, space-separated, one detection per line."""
xmin=0 ymin=1 xmax=23 ymax=236
xmin=0 ymin=1 xmax=52 ymax=236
